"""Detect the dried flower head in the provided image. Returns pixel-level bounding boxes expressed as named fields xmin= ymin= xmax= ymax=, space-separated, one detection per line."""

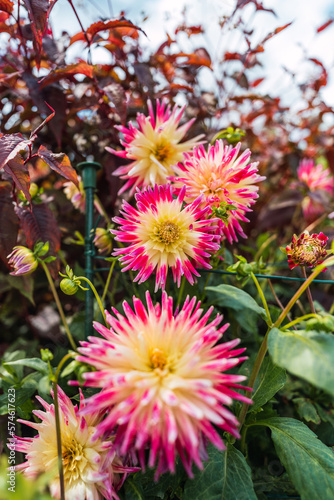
xmin=172 ymin=140 xmax=265 ymax=243
xmin=107 ymin=99 xmax=204 ymax=195
xmin=112 ymin=184 xmax=220 ymax=291
xmin=14 ymin=387 xmax=137 ymax=500
xmin=76 ymin=292 xmax=251 ymax=478
xmin=286 ymin=231 xmax=328 ymax=270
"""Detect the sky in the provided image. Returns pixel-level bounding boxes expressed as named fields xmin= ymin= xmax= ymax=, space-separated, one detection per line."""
xmin=50 ymin=0 xmax=334 ymax=107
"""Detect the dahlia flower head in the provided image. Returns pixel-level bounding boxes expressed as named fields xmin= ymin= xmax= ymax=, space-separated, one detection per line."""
xmin=107 ymin=99 xmax=204 ymax=195
xmin=172 ymin=140 xmax=265 ymax=243
xmin=76 ymin=291 xmax=251 ymax=479
xmin=286 ymin=230 xmax=328 ymax=270
xmin=297 ymin=159 xmax=334 ymax=222
xmin=111 ymin=183 xmax=220 ymax=291
xmin=14 ymin=386 xmax=137 ymax=500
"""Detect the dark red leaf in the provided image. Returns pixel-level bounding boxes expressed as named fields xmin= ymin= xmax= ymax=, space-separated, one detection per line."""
xmin=15 ymin=203 xmax=61 ymax=276
xmin=4 ymin=155 xmax=31 ymax=202
xmin=37 ymin=145 xmax=79 ymax=186
xmin=22 ymin=0 xmax=56 ymax=63
xmin=0 ymin=184 xmax=19 ymax=266
xmin=38 ymin=62 xmax=94 ymax=89
xmin=316 ymin=19 xmax=333 ymax=33
xmin=0 ymin=134 xmax=31 ymax=171
xmin=0 ymin=0 xmax=13 ymax=14
xmin=262 ymin=22 xmax=292 ymax=44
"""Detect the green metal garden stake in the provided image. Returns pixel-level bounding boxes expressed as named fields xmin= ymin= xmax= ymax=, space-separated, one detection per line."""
xmin=77 ymin=161 xmax=101 ymax=339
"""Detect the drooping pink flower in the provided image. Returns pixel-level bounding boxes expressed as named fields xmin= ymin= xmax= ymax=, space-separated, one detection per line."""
xmin=63 ymin=176 xmax=86 ymax=212
xmin=286 ymin=230 xmax=328 ymax=270
xmin=297 ymin=159 xmax=334 ymax=222
xmin=172 ymin=140 xmax=265 ymax=243
xmin=7 ymin=246 xmax=38 ymax=276
xmin=76 ymin=292 xmax=251 ymax=478
xmin=14 ymin=387 xmax=138 ymax=500
xmin=106 ymin=99 xmax=204 ymax=195
xmin=111 ymin=184 xmax=220 ymax=291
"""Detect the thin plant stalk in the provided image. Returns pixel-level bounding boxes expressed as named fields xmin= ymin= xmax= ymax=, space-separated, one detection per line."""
xmin=41 ymin=261 xmax=77 ymax=352
xmin=268 ymin=279 xmax=296 ymax=330
xmin=281 ymin=313 xmax=319 ymax=331
xmin=302 ymin=266 xmax=316 ymax=314
xmin=250 ymin=272 xmax=272 ymax=326
xmin=76 ymin=276 xmax=107 ymax=325
xmin=177 ymin=276 xmax=186 ymax=306
xmin=51 ymin=352 xmax=75 ymax=500
xmin=101 ymin=259 xmax=116 ymax=305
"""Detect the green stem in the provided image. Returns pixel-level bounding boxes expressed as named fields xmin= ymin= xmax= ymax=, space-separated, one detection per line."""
xmin=302 ymin=266 xmax=316 ymax=314
xmin=251 ymin=272 xmax=272 ymax=326
xmin=281 ymin=313 xmax=320 ymax=331
xmin=101 ymin=260 xmax=116 ymax=305
xmin=76 ymin=276 xmax=106 ymax=325
xmin=51 ymin=352 xmax=75 ymax=500
xmin=177 ymin=276 xmax=186 ymax=306
xmin=238 ymin=327 xmax=270 ymax=429
xmin=201 ymin=272 xmax=212 ymax=302
xmin=41 ymin=261 xmax=77 ymax=352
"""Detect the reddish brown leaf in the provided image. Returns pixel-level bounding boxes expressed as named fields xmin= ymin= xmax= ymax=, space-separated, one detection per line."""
xmin=251 ymin=77 xmax=265 ymax=87
xmin=22 ymin=0 xmax=55 ymax=62
xmin=0 ymin=0 xmax=14 ymax=14
xmin=0 ymin=134 xmax=31 ymax=171
xmin=37 ymin=145 xmax=78 ymax=186
xmin=70 ymin=18 xmax=144 ymax=46
xmin=15 ymin=203 xmax=61 ymax=263
xmin=262 ymin=22 xmax=292 ymax=44
xmin=0 ymin=184 xmax=19 ymax=266
xmin=175 ymin=25 xmax=204 ymax=37
xmin=177 ymin=48 xmax=212 ymax=69
xmin=224 ymin=52 xmax=244 ymax=61
xmin=4 ymin=155 xmax=31 ymax=202
xmin=316 ymin=19 xmax=333 ymax=33
xmin=38 ymin=62 xmax=94 ymax=89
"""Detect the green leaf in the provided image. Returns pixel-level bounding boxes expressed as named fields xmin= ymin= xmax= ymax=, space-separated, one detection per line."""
xmin=254 ymin=417 xmax=334 ymax=500
xmin=268 ymin=328 xmax=334 ymax=397
xmin=183 ymin=443 xmax=257 ymax=500
xmin=251 ymin=355 xmax=286 ymax=411
xmin=3 ymin=358 xmax=49 ymax=375
xmin=206 ymin=284 xmax=266 ymax=318
xmin=6 ymin=274 xmax=35 ymax=305
xmin=293 ymin=398 xmax=321 ymax=424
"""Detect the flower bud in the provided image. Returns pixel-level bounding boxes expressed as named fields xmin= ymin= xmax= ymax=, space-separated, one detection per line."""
xmin=93 ymin=227 xmax=113 ymax=254
xmin=60 ymin=278 xmax=79 ymax=295
xmin=286 ymin=231 xmax=328 ymax=270
xmin=7 ymin=246 xmax=38 ymax=276
xmin=63 ymin=176 xmax=85 ymax=212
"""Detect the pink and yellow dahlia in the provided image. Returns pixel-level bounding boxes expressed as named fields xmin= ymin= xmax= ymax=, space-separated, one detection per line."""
xmin=76 ymin=292 xmax=251 ymax=478
xmin=111 ymin=184 xmax=220 ymax=291
xmin=107 ymin=99 xmax=204 ymax=195
xmin=297 ymin=159 xmax=334 ymax=222
xmin=172 ymin=140 xmax=265 ymax=243
xmin=286 ymin=230 xmax=328 ymax=270
xmin=14 ymin=387 xmax=137 ymax=500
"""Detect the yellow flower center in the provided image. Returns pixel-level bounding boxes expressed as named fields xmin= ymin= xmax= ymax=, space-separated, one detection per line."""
xmin=63 ymin=439 xmax=85 ymax=478
xmin=155 ymin=221 xmax=180 ymax=245
xmin=153 ymin=142 xmax=173 ymax=163
xmin=150 ymin=348 xmax=168 ymax=370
